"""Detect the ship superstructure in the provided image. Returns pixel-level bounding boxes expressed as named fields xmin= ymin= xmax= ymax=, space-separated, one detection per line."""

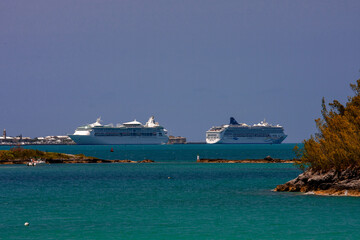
xmin=206 ymin=117 xmax=287 ymax=144
xmin=69 ymin=116 xmax=168 ymax=145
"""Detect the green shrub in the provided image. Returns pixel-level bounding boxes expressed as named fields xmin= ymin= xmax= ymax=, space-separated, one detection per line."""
xmin=0 ymin=148 xmax=72 ymax=161
xmin=297 ymin=79 xmax=360 ymax=171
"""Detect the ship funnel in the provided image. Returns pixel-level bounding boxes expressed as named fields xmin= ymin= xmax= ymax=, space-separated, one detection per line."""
xmin=90 ymin=117 xmax=102 ymax=127
xmin=145 ymin=116 xmax=158 ymax=127
xmin=230 ymin=117 xmax=239 ymax=125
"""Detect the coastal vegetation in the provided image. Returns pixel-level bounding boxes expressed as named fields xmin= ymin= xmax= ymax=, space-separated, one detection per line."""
xmin=0 ymin=147 xmax=74 ymax=161
xmin=276 ymin=79 xmax=360 ymax=196
xmin=295 ymin=79 xmax=360 ymax=171
xmin=0 ymin=147 xmax=154 ymax=164
xmin=0 ymin=147 xmax=99 ymax=164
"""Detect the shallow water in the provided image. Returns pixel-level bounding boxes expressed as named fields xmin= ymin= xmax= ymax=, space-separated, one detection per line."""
xmin=0 ymin=144 xmax=359 ymax=239
xmin=0 ymin=143 xmax=299 ymax=162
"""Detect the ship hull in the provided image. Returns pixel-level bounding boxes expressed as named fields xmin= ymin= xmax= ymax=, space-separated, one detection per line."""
xmin=206 ymin=135 xmax=287 ymax=144
xmin=69 ymin=135 xmax=169 ymax=145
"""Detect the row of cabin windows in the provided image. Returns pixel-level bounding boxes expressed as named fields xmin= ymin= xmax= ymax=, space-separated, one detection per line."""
xmin=225 ymin=133 xmax=271 ymax=137
xmin=227 ymin=129 xmax=284 ymax=134
xmin=207 ymin=134 xmax=219 ymax=137
xmin=95 ymin=129 xmax=159 ymax=133
xmin=95 ymin=132 xmax=162 ymax=137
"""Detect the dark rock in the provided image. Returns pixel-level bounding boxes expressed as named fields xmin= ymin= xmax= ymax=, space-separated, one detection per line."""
xmin=275 ymin=167 xmax=360 ymax=196
xmin=198 ymin=158 xmax=294 ymax=163
xmin=264 ymin=155 xmax=273 ymax=161
xmin=138 ymin=159 xmax=154 ymax=163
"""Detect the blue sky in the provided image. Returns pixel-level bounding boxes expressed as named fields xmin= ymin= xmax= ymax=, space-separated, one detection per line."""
xmin=1 ymin=0 xmax=360 ymax=142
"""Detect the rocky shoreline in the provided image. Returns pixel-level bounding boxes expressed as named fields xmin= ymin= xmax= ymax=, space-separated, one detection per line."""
xmin=197 ymin=156 xmax=295 ymax=163
xmin=0 ymin=158 xmax=155 ymax=164
xmin=274 ymin=167 xmax=360 ymax=196
xmin=0 ymin=148 xmax=155 ymax=165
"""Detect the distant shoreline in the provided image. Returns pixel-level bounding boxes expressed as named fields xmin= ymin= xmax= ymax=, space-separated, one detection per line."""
xmin=0 ymin=159 xmax=155 ymax=165
xmin=0 ymin=148 xmax=154 ymax=165
xmin=197 ymin=156 xmax=296 ymax=163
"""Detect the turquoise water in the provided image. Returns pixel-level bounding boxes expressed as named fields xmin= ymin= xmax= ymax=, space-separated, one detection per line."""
xmin=1 ymin=144 xmax=360 ymax=239
xmin=0 ymin=143 xmax=299 ymax=162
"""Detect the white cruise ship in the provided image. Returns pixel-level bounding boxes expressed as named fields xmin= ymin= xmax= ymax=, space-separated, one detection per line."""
xmin=206 ymin=117 xmax=287 ymax=144
xmin=69 ymin=116 xmax=169 ymax=145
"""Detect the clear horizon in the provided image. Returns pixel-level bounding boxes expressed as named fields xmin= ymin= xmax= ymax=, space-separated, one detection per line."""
xmin=1 ymin=0 xmax=360 ymax=142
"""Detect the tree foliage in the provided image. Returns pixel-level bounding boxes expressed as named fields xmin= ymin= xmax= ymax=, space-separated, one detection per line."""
xmin=0 ymin=148 xmax=75 ymax=161
xmin=297 ymin=79 xmax=360 ymax=171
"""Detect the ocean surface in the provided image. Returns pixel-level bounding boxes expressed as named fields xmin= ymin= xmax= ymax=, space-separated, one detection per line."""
xmin=1 ymin=144 xmax=359 ymax=239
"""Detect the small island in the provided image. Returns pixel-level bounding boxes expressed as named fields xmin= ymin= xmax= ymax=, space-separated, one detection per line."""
xmin=0 ymin=147 xmax=154 ymax=164
xmin=275 ymin=79 xmax=360 ymax=196
xmin=197 ymin=156 xmax=295 ymax=163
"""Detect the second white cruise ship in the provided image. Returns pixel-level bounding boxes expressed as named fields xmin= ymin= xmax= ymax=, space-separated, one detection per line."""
xmin=206 ymin=117 xmax=287 ymax=144
xmin=69 ymin=116 xmax=169 ymax=145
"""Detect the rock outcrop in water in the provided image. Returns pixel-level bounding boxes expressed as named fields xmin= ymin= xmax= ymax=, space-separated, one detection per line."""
xmin=0 ymin=157 xmax=140 ymax=164
xmin=138 ymin=159 xmax=154 ymax=163
xmin=0 ymin=148 xmax=154 ymax=164
xmin=197 ymin=156 xmax=295 ymax=163
xmin=275 ymin=168 xmax=360 ymax=196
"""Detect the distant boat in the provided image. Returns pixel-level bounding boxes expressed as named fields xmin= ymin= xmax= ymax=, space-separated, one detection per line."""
xmin=206 ymin=117 xmax=287 ymax=144
xmin=69 ymin=116 xmax=169 ymax=145
xmin=27 ymin=159 xmax=45 ymax=166
xmin=27 ymin=162 xmax=36 ymax=166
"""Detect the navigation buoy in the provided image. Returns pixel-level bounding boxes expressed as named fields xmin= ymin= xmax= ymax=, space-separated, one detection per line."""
xmin=24 ymin=222 xmax=29 ymax=226
xmin=110 ymin=148 xmax=114 ymax=152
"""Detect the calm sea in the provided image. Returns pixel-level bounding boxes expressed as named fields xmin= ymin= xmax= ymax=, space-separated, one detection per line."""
xmin=1 ymin=144 xmax=359 ymax=239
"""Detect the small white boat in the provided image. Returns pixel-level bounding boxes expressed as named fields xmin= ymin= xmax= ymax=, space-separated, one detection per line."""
xmin=35 ymin=159 xmax=45 ymax=164
xmin=26 ymin=159 xmax=45 ymax=166
xmin=27 ymin=161 xmax=36 ymax=166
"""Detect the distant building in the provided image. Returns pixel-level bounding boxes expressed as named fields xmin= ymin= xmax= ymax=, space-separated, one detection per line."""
xmin=168 ymin=135 xmax=187 ymax=144
xmin=0 ymin=136 xmax=13 ymax=143
xmin=0 ymin=132 xmax=75 ymax=145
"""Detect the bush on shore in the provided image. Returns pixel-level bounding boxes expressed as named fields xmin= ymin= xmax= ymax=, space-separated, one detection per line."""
xmin=296 ymin=79 xmax=360 ymax=171
xmin=0 ymin=147 xmax=84 ymax=161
